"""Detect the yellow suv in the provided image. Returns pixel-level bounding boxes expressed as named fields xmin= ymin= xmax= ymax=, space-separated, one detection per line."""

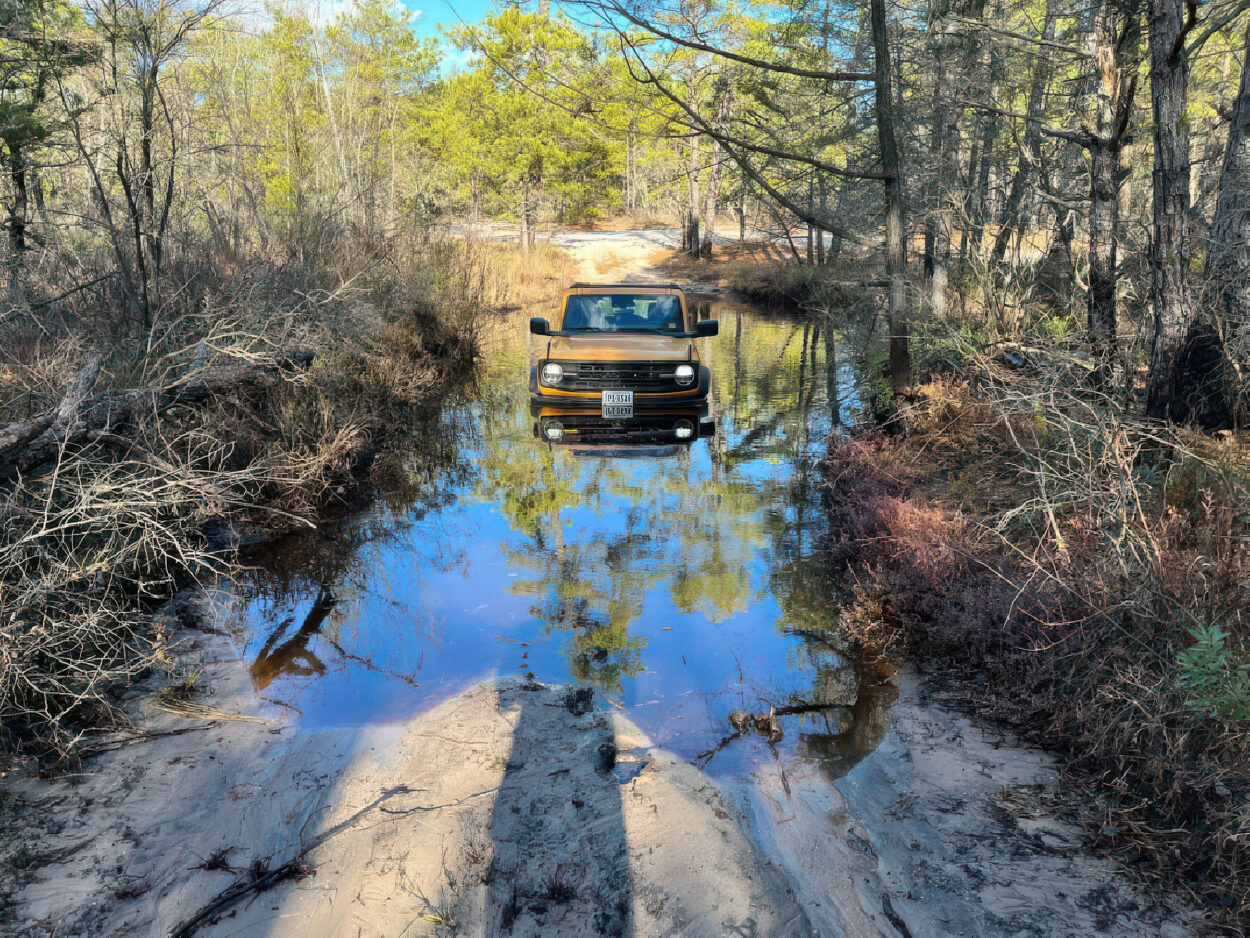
xmin=529 ymin=284 xmax=718 ymax=421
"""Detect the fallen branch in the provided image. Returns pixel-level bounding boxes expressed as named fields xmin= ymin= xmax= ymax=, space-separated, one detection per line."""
xmin=169 ymin=784 xmax=496 ymax=937
xmin=0 ymin=349 xmax=313 ymax=484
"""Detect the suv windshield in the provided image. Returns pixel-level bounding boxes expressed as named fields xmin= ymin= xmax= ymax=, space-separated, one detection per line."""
xmin=561 ymin=294 xmax=685 ymax=333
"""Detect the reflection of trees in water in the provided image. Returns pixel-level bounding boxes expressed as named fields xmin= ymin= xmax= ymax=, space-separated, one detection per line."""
xmin=249 ymin=586 xmax=337 ymax=691
xmin=538 ymin=597 xmax=645 ymax=692
xmin=477 ymin=305 xmax=879 ymax=722
xmin=233 ymin=303 xmax=888 ymax=740
xmin=232 ymin=412 xmax=472 ymax=690
xmin=796 ymin=680 xmax=898 ymax=778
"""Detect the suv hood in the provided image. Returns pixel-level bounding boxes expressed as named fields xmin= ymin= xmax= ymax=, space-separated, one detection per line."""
xmin=545 ymin=334 xmax=695 ymax=362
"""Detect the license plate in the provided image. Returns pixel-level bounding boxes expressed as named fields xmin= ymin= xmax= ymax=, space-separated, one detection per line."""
xmin=602 ymin=390 xmax=633 ymax=418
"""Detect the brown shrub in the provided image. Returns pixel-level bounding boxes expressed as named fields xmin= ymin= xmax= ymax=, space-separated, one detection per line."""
xmin=823 ymin=362 xmax=1250 ymax=925
xmin=0 ymin=234 xmax=559 ymax=761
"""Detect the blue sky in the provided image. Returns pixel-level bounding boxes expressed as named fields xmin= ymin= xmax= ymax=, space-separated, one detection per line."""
xmin=408 ymin=0 xmax=496 ymax=36
xmin=296 ymin=0 xmax=498 ymax=39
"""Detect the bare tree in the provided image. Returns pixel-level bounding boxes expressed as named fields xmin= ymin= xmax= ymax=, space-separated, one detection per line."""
xmin=1086 ymin=0 xmax=1142 ymax=390
xmin=1143 ymin=0 xmax=1198 ymax=422
xmin=1203 ymin=23 xmax=1250 ymax=419
xmin=872 ymin=0 xmax=911 ymax=391
xmin=59 ymin=0 xmax=223 ymax=328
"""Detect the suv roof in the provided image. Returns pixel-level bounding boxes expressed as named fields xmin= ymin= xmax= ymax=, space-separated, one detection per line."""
xmin=566 ymin=282 xmax=685 ymax=294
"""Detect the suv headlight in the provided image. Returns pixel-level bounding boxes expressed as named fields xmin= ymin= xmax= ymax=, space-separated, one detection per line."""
xmin=541 ymin=362 xmax=564 ymax=386
xmin=674 ymin=364 xmax=695 ymax=386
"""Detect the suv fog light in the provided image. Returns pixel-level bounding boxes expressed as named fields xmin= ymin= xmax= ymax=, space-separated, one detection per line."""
xmin=543 ymin=420 xmax=564 ymax=441
xmin=541 ymin=362 xmax=564 ymax=385
xmin=674 ymin=419 xmax=694 ymax=440
xmin=674 ymin=364 xmax=695 ymax=386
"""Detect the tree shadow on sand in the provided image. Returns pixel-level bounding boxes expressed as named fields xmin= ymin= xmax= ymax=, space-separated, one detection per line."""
xmin=482 ymin=682 xmax=635 ymax=937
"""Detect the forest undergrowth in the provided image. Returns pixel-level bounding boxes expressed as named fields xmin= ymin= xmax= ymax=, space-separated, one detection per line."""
xmin=823 ymin=335 xmax=1249 ymax=926
xmin=0 ymin=235 xmax=573 ymax=765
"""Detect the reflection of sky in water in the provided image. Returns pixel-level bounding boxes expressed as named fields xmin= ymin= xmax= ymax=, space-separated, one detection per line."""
xmin=228 ymin=298 xmax=891 ymax=779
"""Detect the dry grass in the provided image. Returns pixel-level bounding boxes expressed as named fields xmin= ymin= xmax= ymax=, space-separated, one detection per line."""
xmin=0 ymin=233 xmax=569 ymax=762
xmin=823 ymin=359 xmax=1250 ymax=926
xmin=399 ymin=237 xmax=577 ymax=311
xmin=565 ymin=212 xmax=682 ymax=230
xmin=725 ymin=258 xmax=867 ymax=309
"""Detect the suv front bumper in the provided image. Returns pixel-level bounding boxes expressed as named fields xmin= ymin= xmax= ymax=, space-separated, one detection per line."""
xmin=528 ymin=364 xmax=711 ymax=407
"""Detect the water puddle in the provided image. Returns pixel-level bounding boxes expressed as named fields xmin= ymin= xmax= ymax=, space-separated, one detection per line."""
xmin=224 ymin=296 xmax=888 ymax=782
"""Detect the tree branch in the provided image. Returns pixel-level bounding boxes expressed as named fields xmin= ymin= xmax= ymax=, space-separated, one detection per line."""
xmin=957 ymin=99 xmax=1094 ymax=146
xmin=580 ymin=0 xmax=876 ymax=82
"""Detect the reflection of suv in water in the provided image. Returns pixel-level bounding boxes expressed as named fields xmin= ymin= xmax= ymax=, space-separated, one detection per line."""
xmin=531 ymin=404 xmax=715 ymax=447
xmin=529 ymin=284 xmax=718 ymax=433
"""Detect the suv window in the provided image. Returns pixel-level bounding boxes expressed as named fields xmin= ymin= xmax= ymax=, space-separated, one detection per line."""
xmin=561 ymin=294 xmax=685 ymax=333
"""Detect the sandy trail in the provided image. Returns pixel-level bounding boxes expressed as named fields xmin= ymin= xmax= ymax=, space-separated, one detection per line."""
xmin=1 ymin=230 xmax=1201 ymax=937
xmin=2 ymin=624 xmax=1194 ymax=937
xmin=726 ymin=671 xmax=1195 ymax=937
xmin=546 ymin=229 xmax=683 ymax=282
xmin=4 ymin=624 xmax=812 ymax=937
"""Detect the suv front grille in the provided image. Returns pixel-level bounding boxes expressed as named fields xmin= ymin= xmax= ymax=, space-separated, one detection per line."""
xmin=558 ymin=361 xmax=688 ymax=392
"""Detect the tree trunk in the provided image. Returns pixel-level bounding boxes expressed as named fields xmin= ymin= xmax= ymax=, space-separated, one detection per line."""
xmin=828 ymin=179 xmax=850 ymax=262
xmin=520 ymin=186 xmax=530 ymax=257
xmin=6 ymin=142 xmax=28 ymax=255
xmin=738 ymin=175 xmax=746 ymax=244
xmin=685 ymin=80 xmax=702 ymax=256
xmin=970 ymin=119 xmax=995 ymax=250
xmin=1144 ymin=0 xmax=1196 ymax=423
xmin=1088 ymin=137 xmax=1119 ymax=390
xmin=927 ymin=0 xmax=963 ymax=320
xmin=626 ymin=131 xmax=637 ymax=213
xmin=872 ymin=0 xmax=911 ymax=393
xmin=1086 ymin=0 xmax=1140 ymax=391
xmin=961 ymin=125 xmax=980 ymax=262
xmin=1206 ymin=27 xmax=1250 ymax=334
xmin=1041 ymin=164 xmax=1077 ymax=307
xmin=991 ymin=0 xmax=1056 ymax=263
xmin=684 ymin=156 xmax=700 ymax=254
xmin=701 ymin=82 xmax=729 ymax=258
xmin=526 ymin=190 xmax=537 ymax=250
xmin=806 ymin=173 xmax=815 ymax=265
xmin=923 ymin=218 xmax=934 ymax=282
xmin=1194 ymin=24 xmax=1248 ymax=425
xmin=816 ymin=173 xmax=828 ymax=264
xmin=1205 ymin=33 xmax=1245 ymax=320
xmin=968 ymin=0 xmax=1003 ymax=254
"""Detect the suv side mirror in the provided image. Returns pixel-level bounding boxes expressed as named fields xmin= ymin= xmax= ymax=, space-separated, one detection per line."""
xmin=529 ymin=317 xmax=549 ymax=336
xmin=695 ymin=319 xmax=719 ymax=337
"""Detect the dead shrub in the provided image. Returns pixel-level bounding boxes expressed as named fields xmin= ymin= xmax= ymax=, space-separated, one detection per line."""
xmin=824 ymin=349 xmax=1250 ymax=924
xmin=727 ymin=261 xmax=862 ymax=309
xmin=0 ymin=234 xmax=554 ymax=760
xmin=0 ymin=433 xmax=247 ymax=760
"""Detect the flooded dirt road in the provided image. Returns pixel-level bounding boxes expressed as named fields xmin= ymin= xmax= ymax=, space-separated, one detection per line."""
xmin=230 ymin=297 xmax=871 ymax=780
xmin=4 ymin=242 xmax=1200 ymax=936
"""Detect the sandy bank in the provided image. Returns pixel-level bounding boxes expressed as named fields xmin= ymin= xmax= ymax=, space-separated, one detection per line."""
xmin=725 ymin=670 xmax=1200 ymax=937
xmin=2 ymin=621 xmax=1202 ymax=938
xmin=2 ymin=623 xmax=811 ymax=937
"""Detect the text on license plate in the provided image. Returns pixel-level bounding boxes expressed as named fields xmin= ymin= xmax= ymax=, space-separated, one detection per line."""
xmin=602 ymin=390 xmax=633 ymax=418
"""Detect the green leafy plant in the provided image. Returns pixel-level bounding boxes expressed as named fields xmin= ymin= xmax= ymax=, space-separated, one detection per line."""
xmin=1177 ymin=625 xmax=1250 ymax=722
xmin=157 ymin=669 xmax=202 ymax=706
xmin=1038 ymin=315 xmax=1070 ymax=342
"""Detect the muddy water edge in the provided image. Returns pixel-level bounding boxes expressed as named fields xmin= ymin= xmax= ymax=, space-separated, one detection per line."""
xmin=2 ymin=296 xmax=1201 ymax=937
